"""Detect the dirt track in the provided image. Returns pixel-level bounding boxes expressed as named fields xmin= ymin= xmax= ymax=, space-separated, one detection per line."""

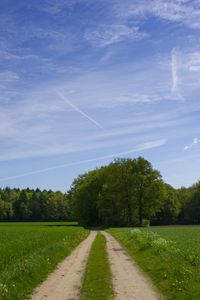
xmin=30 ymin=230 xmax=163 ymax=300
xmin=102 ymin=231 xmax=162 ymax=300
xmin=29 ymin=231 xmax=96 ymax=300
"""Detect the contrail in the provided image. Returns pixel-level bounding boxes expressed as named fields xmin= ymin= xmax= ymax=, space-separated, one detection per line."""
xmin=171 ymin=48 xmax=179 ymax=92
xmin=0 ymin=139 xmax=166 ymax=182
xmin=58 ymin=92 xmax=103 ymax=129
xmin=14 ymin=137 xmax=55 ymax=149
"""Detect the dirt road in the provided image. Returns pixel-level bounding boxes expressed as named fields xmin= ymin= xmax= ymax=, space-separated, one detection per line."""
xmin=29 ymin=231 xmax=96 ymax=300
xmin=30 ymin=230 xmax=163 ymax=300
xmin=102 ymin=231 xmax=162 ymax=300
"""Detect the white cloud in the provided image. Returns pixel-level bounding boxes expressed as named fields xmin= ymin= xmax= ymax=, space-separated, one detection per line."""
xmin=90 ymin=117 xmax=186 ymax=142
xmin=0 ymin=49 xmax=196 ymax=165
xmin=99 ymin=50 xmax=115 ymax=64
xmin=116 ymin=0 xmax=200 ymax=29
xmin=186 ymin=52 xmax=200 ymax=72
xmin=32 ymin=0 xmax=88 ymax=15
xmin=0 ymin=71 xmax=19 ymax=82
xmin=0 ymin=139 xmax=166 ymax=181
xmin=170 ymin=50 xmax=200 ymax=91
xmin=153 ymin=1 xmax=192 ymax=22
xmin=184 ymin=138 xmax=200 ymax=151
xmin=171 ymin=48 xmax=179 ymax=93
xmin=0 ymin=49 xmax=42 ymax=62
xmin=0 ymin=135 xmax=166 ymax=162
xmin=116 ymin=92 xmax=182 ymax=104
xmin=85 ymin=24 xmax=147 ymax=47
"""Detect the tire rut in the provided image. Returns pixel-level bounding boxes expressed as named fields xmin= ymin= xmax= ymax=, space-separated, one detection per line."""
xmin=102 ymin=231 xmax=163 ymax=300
xmin=29 ymin=231 xmax=97 ymax=300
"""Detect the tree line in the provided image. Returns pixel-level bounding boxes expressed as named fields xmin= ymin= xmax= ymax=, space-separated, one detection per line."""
xmin=69 ymin=157 xmax=200 ymax=227
xmin=0 ymin=188 xmax=71 ymax=221
xmin=0 ymin=157 xmax=200 ymax=226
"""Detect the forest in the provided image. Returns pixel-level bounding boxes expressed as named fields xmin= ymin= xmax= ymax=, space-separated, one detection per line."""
xmin=0 ymin=157 xmax=199 ymax=226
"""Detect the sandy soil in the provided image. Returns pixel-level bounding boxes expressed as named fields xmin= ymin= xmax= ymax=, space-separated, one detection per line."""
xmin=29 ymin=231 xmax=96 ymax=300
xmin=102 ymin=231 xmax=163 ymax=300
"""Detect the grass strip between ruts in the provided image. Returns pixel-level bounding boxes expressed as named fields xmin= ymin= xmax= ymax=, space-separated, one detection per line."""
xmin=80 ymin=232 xmax=114 ymax=300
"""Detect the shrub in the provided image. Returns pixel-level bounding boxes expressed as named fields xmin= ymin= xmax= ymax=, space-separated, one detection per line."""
xmin=142 ymin=219 xmax=150 ymax=227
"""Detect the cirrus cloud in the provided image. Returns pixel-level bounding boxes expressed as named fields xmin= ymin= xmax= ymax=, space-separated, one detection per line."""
xmin=85 ymin=24 xmax=148 ymax=47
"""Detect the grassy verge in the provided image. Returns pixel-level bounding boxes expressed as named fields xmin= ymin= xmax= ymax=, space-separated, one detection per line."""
xmin=108 ymin=227 xmax=200 ymax=300
xmin=80 ymin=233 xmax=113 ymax=300
xmin=0 ymin=222 xmax=88 ymax=300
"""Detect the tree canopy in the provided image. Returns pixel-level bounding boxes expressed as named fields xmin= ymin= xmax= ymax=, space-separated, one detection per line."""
xmin=69 ymin=157 xmax=166 ymax=227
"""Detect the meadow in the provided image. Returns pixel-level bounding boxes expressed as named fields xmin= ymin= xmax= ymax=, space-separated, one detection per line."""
xmin=1 ymin=223 xmax=200 ymax=300
xmin=109 ymin=226 xmax=200 ymax=300
xmin=0 ymin=222 xmax=88 ymax=300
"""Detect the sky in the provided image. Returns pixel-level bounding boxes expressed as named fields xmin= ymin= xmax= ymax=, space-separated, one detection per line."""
xmin=0 ymin=0 xmax=200 ymax=191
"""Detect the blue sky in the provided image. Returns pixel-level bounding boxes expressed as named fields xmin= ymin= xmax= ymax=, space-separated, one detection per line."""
xmin=0 ymin=0 xmax=200 ymax=191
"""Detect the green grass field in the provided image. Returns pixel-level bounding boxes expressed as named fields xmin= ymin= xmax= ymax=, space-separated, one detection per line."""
xmin=0 ymin=222 xmax=88 ymax=300
xmin=80 ymin=233 xmax=113 ymax=300
xmin=2 ymin=223 xmax=200 ymax=300
xmin=109 ymin=226 xmax=200 ymax=300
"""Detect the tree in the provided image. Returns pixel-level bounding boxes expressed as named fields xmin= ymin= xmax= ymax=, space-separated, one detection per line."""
xmin=185 ymin=182 xmax=200 ymax=224
xmin=14 ymin=190 xmax=31 ymax=220
xmin=153 ymin=184 xmax=180 ymax=225
xmin=69 ymin=157 xmax=166 ymax=227
xmin=70 ymin=172 xmax=102 ymax=226
xmin=55 ymin=192 xmax=69 ymax=221
xmin=177 ymin=187 xmax=193 ymax=224
xmin=30 ymin=192 xmax=41 ymax=221
xmin=131 ymin=157 xmax=165 ymax=225
xmin=0 ymin=199 xmax=13 ymax=220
